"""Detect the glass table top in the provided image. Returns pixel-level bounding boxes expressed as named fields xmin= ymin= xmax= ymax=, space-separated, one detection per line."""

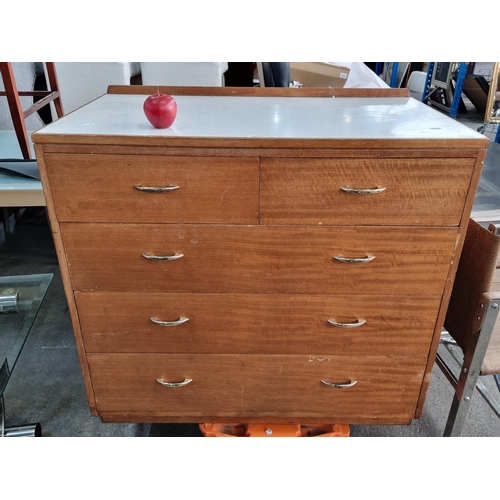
xmin=0 ymin=274 xmax=53 ymax=399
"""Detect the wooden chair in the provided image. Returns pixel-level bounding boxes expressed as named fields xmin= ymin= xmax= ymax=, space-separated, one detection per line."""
xmin=0 ymin=63 xmax=59 ymax=235
xmin=0 ymin=62 xmax=63 ymax=159
xmin=436 ymin=218 xmax=500 ymax=436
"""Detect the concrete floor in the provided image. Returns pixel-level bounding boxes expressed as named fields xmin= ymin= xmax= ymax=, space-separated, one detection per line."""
xmin=1 ymin=102 xmax=500 ymax=437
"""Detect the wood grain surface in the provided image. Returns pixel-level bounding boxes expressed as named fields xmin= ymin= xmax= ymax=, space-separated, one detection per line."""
xmin=260 ymin=157 xmax=475 ymax=226
xmin=61 ymin=224 xmax=458 ymax=295
xmin=106 ymin=84 xmax=411 ymax=98
xmin=87 ymin=353 xmax=426 ymax=423
xmin=44 ymin=154 xmax=259 ymax=224
xmin=76 ymin=292 xmax=441 ymax=356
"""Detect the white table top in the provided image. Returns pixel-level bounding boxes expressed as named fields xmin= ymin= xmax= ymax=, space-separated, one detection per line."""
xmin=33 ymin=94 xmax=486 ymax=144
xmin=0 ymin=173 xmax=42 ymax=192
xmin=0 ymin=173 xmax=45 ymax=207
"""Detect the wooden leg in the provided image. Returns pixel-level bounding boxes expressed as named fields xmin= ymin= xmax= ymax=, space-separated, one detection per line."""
xmin=44 ymin=62 xmax=64 ymax=118
xmin=0 ymin=62 xmax=32 ymax=159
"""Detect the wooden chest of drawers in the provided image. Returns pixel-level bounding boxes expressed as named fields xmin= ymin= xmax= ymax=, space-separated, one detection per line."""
xmin=33 ymin=91 xmax=488 ymax=426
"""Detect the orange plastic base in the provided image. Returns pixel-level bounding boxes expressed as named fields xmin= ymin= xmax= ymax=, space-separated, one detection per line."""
xmin=199 ymin=423 xmax=350 ymax=437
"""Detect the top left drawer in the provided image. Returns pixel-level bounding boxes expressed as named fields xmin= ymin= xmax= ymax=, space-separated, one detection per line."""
xmin=43 ymin=154 xmax=259 ymax=224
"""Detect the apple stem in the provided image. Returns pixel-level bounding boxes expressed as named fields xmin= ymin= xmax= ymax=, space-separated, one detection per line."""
xmin=156 ymin=86 xmax=160 ymax=96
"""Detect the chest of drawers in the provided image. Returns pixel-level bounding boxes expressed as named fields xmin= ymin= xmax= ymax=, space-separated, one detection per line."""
xmin=33 ymin=91 xmax=488 ymax=426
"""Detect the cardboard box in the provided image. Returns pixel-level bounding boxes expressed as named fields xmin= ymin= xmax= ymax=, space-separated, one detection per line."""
xmin=472 ymin=62 xmax=494 ymax=82
xmin=462 ymin=75 xmax=489 ymax=113
xmin=290 ymin=62 xmax=350 ymax=88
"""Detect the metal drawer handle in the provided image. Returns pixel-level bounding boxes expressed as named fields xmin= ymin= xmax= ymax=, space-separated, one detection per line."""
xmin=327 ymin=318 xmax=366 ymax=328
xmin=142 ymin=252 xmax=184 ymax=261
xmin=321 ymin=379 xmax=358 ymax=389
xmin=341 ymin=186 xmax=386 ymax=195
xmin=134 ymin=184 xmax=180 ymax=193
xmin=150 ymin=316 xmax=189 ymax=326
xmin=156 ymin=378 xmax=193 ymax=387
xmin=333 ymin=255 xmax=375 ymax=263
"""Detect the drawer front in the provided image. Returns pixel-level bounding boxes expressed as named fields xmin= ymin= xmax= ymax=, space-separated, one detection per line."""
xmin=260 ymin=157 xmax=475 ymax=226
xmin=44 ymin=154 xmax=259 ymax=224
xmin=87 ymin=353 xmax=426 ymax=423
xmin=77 ymin=292 xmax=441 ymax=356
xmin=62 ymin=224 xmax=458 ymax=295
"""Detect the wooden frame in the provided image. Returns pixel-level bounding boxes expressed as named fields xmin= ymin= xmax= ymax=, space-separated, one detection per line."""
xmin=107 ymin=85 xmax=410 ymax=98
xmin=484 ymin=62 xmax=500 ymax=124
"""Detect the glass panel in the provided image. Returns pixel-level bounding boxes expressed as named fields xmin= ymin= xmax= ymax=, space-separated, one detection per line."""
xmin=0 ymin=274 xmax=52 ymax=398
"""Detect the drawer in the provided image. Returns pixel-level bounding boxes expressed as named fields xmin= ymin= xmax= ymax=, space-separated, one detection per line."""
xmin=62 ymin=223 xmax=458 ymax=295
xmin=77 ymin=292 xmax=441 ymax=356
xmin=44 ymin=154 xmax=259 ymax=224
xmin=260 ymin=157 xmax=475 ymax=226
xmin=87 ymin=353 xmax=427 ymax=424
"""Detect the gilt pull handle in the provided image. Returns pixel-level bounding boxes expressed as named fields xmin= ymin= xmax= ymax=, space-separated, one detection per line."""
xmin=341 ymin=186 xmax=386 ymax=195
xmin=333 ymin=255 xmax=375 ymax=263
xmin=150 ymin=317 xmax=189 ymax=327
xmin=321 ymin=379 xmax=358 ymax=389
xmin=156 ymin=378 xmax=193 ymax=387
xmin=327 ymin=318 xmax=366 ymax=328
xmin=142 ymin=252 xmax=184 ymax=261
xmin=134 ymin=184 xmax=179 ymax=193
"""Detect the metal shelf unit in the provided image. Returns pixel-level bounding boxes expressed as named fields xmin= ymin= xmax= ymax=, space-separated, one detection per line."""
xmin=423 ymin=62 xmax=468 ymax=118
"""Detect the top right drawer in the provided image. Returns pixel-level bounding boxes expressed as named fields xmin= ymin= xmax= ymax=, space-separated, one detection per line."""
xmin=260 ymin=157 xmax=475 ymax=226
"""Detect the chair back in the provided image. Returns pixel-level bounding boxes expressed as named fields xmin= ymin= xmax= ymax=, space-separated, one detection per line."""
xmin=444 ymin=219 xmax=500 ymax=352
xmin=407 ymin=70 xmax=427 ymax=101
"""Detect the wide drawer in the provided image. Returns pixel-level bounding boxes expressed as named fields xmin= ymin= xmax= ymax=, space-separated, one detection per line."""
xmin=44 ymin=154 xmax=259 ymax=224
xmin=260 ymin=157 xmax=475 ymax=226
xmin=77 ymin=292 xmax=441 ymax=356
xmin=87 ymin=353 xmax=426 ymax=424
xmin=62 ymin=224 xmax=458 ymax=295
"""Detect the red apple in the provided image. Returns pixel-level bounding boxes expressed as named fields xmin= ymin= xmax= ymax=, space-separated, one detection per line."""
xmin=143 ymin=88 xmax=177 ymax=129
